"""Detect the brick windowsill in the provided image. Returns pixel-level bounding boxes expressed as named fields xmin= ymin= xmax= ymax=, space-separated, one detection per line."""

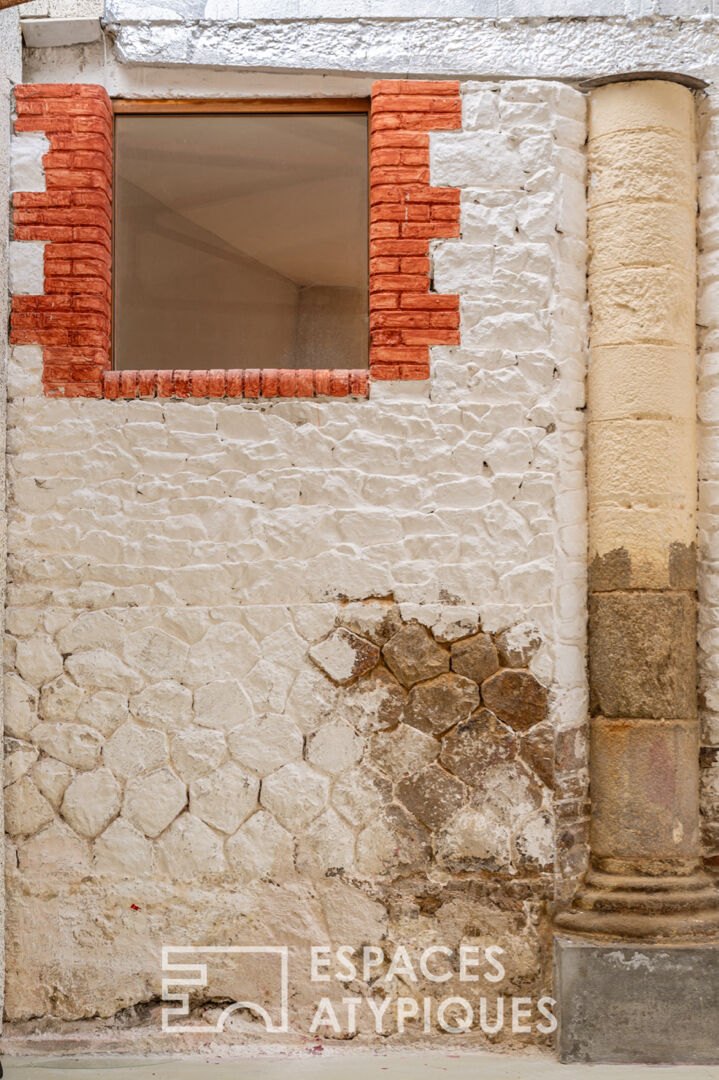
xmin=103 ymin=368 xmax=369 ymax=400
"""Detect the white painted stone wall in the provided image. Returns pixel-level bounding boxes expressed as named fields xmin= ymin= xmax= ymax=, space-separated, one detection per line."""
xmin=4 ymin=79 xmax=587 ymax=1047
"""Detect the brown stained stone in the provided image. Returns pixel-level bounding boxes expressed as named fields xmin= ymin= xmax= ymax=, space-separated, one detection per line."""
xmin=369 ymin=723 xmax=439 ymax=780
xmin=338 ymin=600 xmax=403 ymax=646
xmin=343 ymin=666 xmax=406 ymax=735
xmin=403 ymin=673 xmax=479 ymax=736
xmin=450 ymin=632 xmax=499 ymax=684
xmin=396 ymin=762 xmax=466 ymax=830
xmin=382 ymin=622 xmax=449 ymax=688
xmin=439 ymin=707 xmax=517 ymax=784
xmin=355 ymin=803 xmax=432 ymax=876
xmin=589 ymin=591 xmax=696 ymax=720
xmin=494 ymin=623 xmax=542 ymax=668
xmin=589 ymin=542 xmax=696 ymax=592
xmin=309 ymin=627 xmax=380 ymax=685
xmin=555 ymin=724 xmax=587 ymax=776
xmin=481 ymin=669 xmax=548 ymax=732
xmin=520 ymin=719 xmax=555 ymax=789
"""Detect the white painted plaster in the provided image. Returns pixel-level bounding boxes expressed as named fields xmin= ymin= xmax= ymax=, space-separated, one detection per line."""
xmin=9 ymin=240 xmax=44 ymax=295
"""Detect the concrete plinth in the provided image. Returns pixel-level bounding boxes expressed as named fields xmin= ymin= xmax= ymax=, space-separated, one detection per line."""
xmin=555 ymin=936 xmax=719 ymax=1064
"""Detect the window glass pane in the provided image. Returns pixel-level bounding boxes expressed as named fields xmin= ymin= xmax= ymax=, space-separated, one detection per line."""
xmin=114 ymin=112 xmax=368 ymax=370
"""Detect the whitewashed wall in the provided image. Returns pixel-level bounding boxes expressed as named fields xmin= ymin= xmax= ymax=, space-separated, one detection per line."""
xmin=3 ymin=79 xmax=587 ymax=1048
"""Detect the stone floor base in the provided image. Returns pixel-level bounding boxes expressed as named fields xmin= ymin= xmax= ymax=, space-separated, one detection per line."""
xmin=554 ymin=935 xmax=719 ymax=1064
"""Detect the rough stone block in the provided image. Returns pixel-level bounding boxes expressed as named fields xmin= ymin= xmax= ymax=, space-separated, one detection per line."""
xmin=382 ymin=623 xmax=449 ymax=688
xmin=555 ymin=937 xmax=719 ymax=1064
xmin=450 ymin=631 xmax=499 ymax=683
xmin=589 ymin=591 xmax=696 ymax=719
xmin=481 ymin=669 xmax=548 ymax=730
xmin=403 ymin=672 xmax=479 ymax=735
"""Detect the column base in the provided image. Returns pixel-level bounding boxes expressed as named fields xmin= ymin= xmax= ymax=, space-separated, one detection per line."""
xmin=554 ymin=866 xmax=719 ymax=938
xmin=555 ymin=936 xmax=719 ymax=1063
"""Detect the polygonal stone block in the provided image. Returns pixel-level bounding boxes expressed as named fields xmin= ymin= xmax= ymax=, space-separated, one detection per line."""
xmin=93 ymin=817 xmax=153 ymax=876
xmin=122 ymin=766 xmax=187 ymax=838
xmin=32 ymin=722 xmax=103 ymax=770
xmin=343 ymin=666 xmax=406 ymax=734
xmin=61 ymin=767 xmax=122 ymax=838
xmin=338 ymin=601 xmax=402 ymax=646
xmin=226 ymin=810 xmax=294 ymax=884
xmin=123 ymin=627 xmax=189 ymax=681
xmin=129 ymin=680 xmax=193 ymax=732
xmin=65 ymin=649 xmax=143 ymax=694
xmin=382 ymin=623 xmax=449 ymax=688
xmin=369 ymin=723 xmax=439 ymax=780
xmin=309 ymin=628 xmax=380 ymax=685
xmin=194 ymin=679 xmax=253 ymax=732
xmin=435 ymin=806 xmax=512 ymax=873
xmin=104 ymin=722 xmax=168 ymax=780
xmin=332 ymin=766 xmax=391 ymax=828
xmin=450 ymin=632 xmax=499 ymax=684
xmin=77 ymin=690 xmax=129 ymax=738
xmin=227 ymin=712 xmax=303 ymax=776
xmin=190 ymin=761 xmax=259 ymax=834
xmin=171 ymin=727 xmax=226 ymax=783
xmin=403 ymin=673 xmax=479 ymax=736
xmin=440 ymin=708 xmax=517 ymax=783
xmin=396 ymin=762 xmax=466 ymax=830
xmin=494 ymin=621 xmax=542 ymax=667
xmin=260 ymin=761 xmax=330 ymax=831
xmin=306 ymin=720 xmax=364 ymax=775
xmin=5 ymin=775 xmax=54 ymax=837
xmin=356 ymin=804 xmax=431 ymax=876
xmin=481 ymin=669 xmax=548 ymax=731
xmin=155 ymin=812 xmax=226 ymax=877
xmin=15 ymin=634 xmax=63 ymax=687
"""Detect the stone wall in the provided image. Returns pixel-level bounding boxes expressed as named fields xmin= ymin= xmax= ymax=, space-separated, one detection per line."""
xmin=3 ymin=79 xmax=588 ymax=1050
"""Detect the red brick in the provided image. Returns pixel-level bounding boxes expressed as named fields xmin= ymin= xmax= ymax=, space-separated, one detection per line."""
xmin=369 ymin=363 xmax=400 ymax=379
xmin=400 ymin=222 xmax=461 ymax=239
xmin=120 ymin=370 xmax=138 ymax=398
xmin=370 ymin=292 xmax=399 ymax=310
xmin=371 ymin=80 xmax=460 ymax=96
xmin=350 ymin=370 xmax=369 ymax=396
xmin=370 ymin=274 xmax=428 ymax=292
xmin=372 ymin=95 xmax=461 ymax=114
xmin=400 ymin=329 xmax=460 ymax=346
xmin=261 ymin=369 xmax=279 ymax=397
xmin=370 ymin=166 xmax=430 ymax=184
xmin=406 ymin=204 xmax=430 ymax=221
xmin=371 ymin=330 xmax=402 ymax=346
xmin=138 ymin=370 xmax=157 ymax=397
xmin=370 ymin=222 xmax=400 ymax=239
xmin=401 ymin=293 xmax=459 ymax=311
xmin=314 ymin=370 xmax=331 ymax=396
xmin=190 ymin=370 xmax=209 ymax=398
xmin=243 ymin=370 xmax=260 ymax=397
xmin=330 ymin=370 xmax=350 ymax=397
xmin=104 ymin=371 xmax=121 ymax=399
xmin=226 ymin=369 xmax=244 ymax=396
xmin=157 ymin=370 xmax=173 ymax=397
xmin=370 ymin=345 xmax=429 ymax=364
xmin=400 ymin=257 xmax=430 ymax=274
xmin=370 ymin=131 xmax=429 ymax=149
xmin=370 ymin=239 xmax=429 ymax=257
xmin=430 ymin=312 xmax=461 ymax=328
xmin=370 ymin=311 xmax=430 ymax=329
xmin=370 ymin=257 xmax=400 ymax=274
xmin=172 ymin=369 xmax=190 ymax=397
xmin=296 ymin=369 xmax=315 ymax=397
xmin=208 ymin=369 xmax=226 ymax=397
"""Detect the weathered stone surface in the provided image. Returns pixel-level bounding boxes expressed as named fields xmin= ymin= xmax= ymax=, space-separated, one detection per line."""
xmin=514 ymin=808 xmax=554 ymax=870
xmin=226 ymin=810 xmax=294 ymax=884
xmin=338 ymin=601 xmax=402 ymax=646
xmin=296 ymin=808 xmax=356 ymax=875
xmin=356 ymin=804 xmax=432 ymax=876
xmin=260 ymin=761 xmax=329 ymax=831
xmin=170 ymin=727 xmax=226 ymax=783
xmin=440 ymin=707 xmax=517 ymax=783
xmin=342 ymin=666 xmax=406 ymax=734
xmin=155 ymin=813 xmax=226 ymax=876
xmin=403 ymin=673 xmax=479 ymax=736
xmin=194 ymin=679 xmax=253 ymax=732
xmin=481 ymin=669 xmax=548 ymax=731
xmin=77 ymin=691 xmax=129 ymax=738
xmin=56 ymin=611 xmax=125 ymax=655
xmin=309 ymin=627 xmax=380 ymax=685
xmin=470 ymin=761 xmax=546 ymax=827
xmin=5 ymin=776 xmax=54 ymax=836
xmin=103 ymin=722 xmax=168 ymax=780
xmin=306 ymin=720 xmax=363 ymax=775
xmin=129 ymin=680 xmax=192 ymax=732
xmin=123 ymin=627 xmax=189 ymax=681
xmin=65 ymin=650 xmax=143 ymax=694
xmin=190 ymin=761 xmax=259 ymax=835
xmin=589 ymin=591 xmax=696 ymax=719
xmin=4 ymin=742 xmax=38 ymax=786
xmin=430 ymin=607 xmax=481 ymax=644
xmin=31 ymin=757 xmax=74 ymax=810
xmin=4 ymin=672 xmax=39 ymax=740
xmin=369 ymin=723 xmax=438 ymax=779
xmin=382 ymin=623 xmax=449 ymax=688
xmin=39 ymin=676 xmax=85 ymax=724
xmin=450 ymin=632 xmax=499 ymax=684
xmin=32 ymin=722 xmax=103 ymax=770
xmin=332 ymin=766 xmax=391 ymax=827
xmin=494 ymin=621 xmax=542 ymax=667
xmin=435 ymin=806 xmax=512 ymax=872
xmin=61 ymin=767 xmax=122 ymax=839
xmin=93 ymin=818 xmax=153 ymax=876
xmin=19 ymin=820 xmax=90 ymax=878
xmin=227 ymin=712 xmax=303 ymax=776
xmin=396 ymin=762 xmax=466 ymax=830
xmin=15 ymin=634 xmax=63 ymax=687
xmin=122 ymin=767 xmax=187 ymax=838
xmin=520 ymin=719 xmax=555 ymax=789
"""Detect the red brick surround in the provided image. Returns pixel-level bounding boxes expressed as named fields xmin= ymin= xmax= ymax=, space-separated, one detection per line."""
xmin=11 ymin=84 xmax=113 ymax=398
xmin=369 ymin=80 xmax=461 ymax=381
xmin=11 ymin=81 xmax=461 ymax=399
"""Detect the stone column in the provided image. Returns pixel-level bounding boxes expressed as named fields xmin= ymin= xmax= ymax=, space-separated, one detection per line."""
xmin=555 ymin=79 xmax=719 ymax=1064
